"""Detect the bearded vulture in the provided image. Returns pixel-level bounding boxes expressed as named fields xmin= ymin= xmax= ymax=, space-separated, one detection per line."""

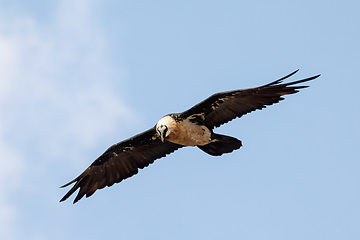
xmin=60 ymin=70 xmax=320 ymax=203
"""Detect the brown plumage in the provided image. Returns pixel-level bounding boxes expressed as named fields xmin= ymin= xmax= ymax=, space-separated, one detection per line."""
xmin=60 ymin=70 xmax=320 ymax=203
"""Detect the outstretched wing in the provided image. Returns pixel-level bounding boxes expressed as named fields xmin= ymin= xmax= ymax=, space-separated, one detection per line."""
xmin=60 ymin=127 xmax=182 ymax=203
xmin=181 ymin=70 xmax=320 ymax=129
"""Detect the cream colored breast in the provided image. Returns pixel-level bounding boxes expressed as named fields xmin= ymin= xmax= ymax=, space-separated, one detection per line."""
xmin=167 ymin=119 xmax=211 ymax=146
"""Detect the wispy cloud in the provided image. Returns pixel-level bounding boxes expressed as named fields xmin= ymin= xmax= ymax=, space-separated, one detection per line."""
xmin=0 ymin=1 xmax=134 ymax=239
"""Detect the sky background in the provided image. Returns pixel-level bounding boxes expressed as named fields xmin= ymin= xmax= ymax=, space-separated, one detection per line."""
xmin=0 ymin=1 xmax=359 ymax=239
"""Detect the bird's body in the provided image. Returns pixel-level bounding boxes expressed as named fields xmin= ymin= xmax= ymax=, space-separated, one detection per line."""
xmin=156 ymin=115 xmax=212 ymax=146
xmin=60 ymin=70 xmax=320 ymax=203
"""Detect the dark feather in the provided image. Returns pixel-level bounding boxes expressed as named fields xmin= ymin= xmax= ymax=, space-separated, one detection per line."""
xmin=198 ymin=133 xmax=242 ymax=156
xmin=60 ymin=127 xmax=182 ymax=203
xmin=182 ymin=70 xmax=320 ymax=129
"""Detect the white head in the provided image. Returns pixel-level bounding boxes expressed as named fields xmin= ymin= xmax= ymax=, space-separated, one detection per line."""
xmin=156 ymin=115 xmax=176 ymax=142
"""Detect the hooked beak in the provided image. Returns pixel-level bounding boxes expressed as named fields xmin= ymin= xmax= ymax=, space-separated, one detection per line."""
xmin=160 ymin=133 xmax=165 ymax=143
xmin=158 ymin=125 xmax=168 ymax=143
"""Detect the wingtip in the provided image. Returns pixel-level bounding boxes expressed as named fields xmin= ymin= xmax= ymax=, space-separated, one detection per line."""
xmin=262 ymin=69 xmax=300 ymax=87
xmin=59 ymin=177 xmax=82 ymax=203
xmin=281 ymin=69 xmax=299 ymax=80
xmin=286 ymin=73 xmax=320 ymax=87
xmin=60 ymin=179 xmax=76 ymax=188
xmin=73 ymin=195 xmax=83 ymax=204
xmin=59 ymin=182 xmax=72 ymax=202
xmin=59 ymin=191 xmax=81 ymax=204
xmin=293 ymin=69 xmax=300 ymax=74
xmin=59 ymin=196 xmax=67 ymax=202
xmin=59 ymin=196 xmax=79 ymax=204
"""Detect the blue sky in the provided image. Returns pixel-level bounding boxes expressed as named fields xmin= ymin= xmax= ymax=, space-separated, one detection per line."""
xmin=0 ymin=1 xmax=359 ymax=239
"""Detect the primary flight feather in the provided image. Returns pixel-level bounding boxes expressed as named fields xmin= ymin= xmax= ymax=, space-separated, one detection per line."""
xmin=60 ymin=70 xmax=320 ymax=203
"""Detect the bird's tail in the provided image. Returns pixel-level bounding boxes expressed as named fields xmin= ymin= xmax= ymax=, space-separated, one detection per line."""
xmin=198 ymin=133 xmax=242 ymax=156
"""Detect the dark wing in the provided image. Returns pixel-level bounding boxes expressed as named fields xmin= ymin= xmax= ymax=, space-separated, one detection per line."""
xmin=60 ymin=127 xmax=182 ymax=203
xmin=181 ymin=70 xmax=320 ymax=129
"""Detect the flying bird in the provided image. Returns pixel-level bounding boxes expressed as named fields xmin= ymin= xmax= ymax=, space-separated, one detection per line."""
xmin=60 ymin=70 xmax=320 ymax=203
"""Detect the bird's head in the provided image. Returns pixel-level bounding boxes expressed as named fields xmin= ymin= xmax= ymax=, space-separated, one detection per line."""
xmin=156 ymin=115 xmax=176 ymax=143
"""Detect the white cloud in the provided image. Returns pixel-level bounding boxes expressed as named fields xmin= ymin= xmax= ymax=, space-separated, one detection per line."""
xmin=1 ymin=0 xmax=136 ymax=149
xmin=0 ymin=1 xmax=135 ymax=239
